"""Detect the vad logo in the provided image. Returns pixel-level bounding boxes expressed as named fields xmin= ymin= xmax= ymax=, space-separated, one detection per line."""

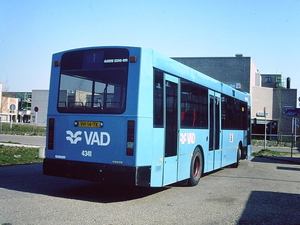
xmin=66 ymin=130 xmax=111 ymax=146
xmin=66 ymin=131 xmax=82 ymax=144
xmin=180 ymin=133 xmax=196 ymax=145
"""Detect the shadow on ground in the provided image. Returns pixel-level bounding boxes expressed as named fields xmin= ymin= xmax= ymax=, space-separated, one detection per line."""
xmin=237 ymin=191 xmax=300 ymax=224
xmin=0 ymin=163 xmax=166 ymax=203
xmin=252 ymin=155 xmax=300 ymax=165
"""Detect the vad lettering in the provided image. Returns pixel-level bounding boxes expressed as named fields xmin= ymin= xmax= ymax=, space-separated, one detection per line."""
xmin=84 ymin=131 xmax=110 ymax=146
xmin=66 ymin=130 xmax=110 ymax=146
xmin=180 ymin=133 xmax=196 ymax=145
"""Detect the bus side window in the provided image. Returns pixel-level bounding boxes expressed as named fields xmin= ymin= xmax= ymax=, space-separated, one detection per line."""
xmin=181 ymin=80 xmax=208 ymax=129
xmin=154 ymin=69 xmax=164 ymax=127
xmin=221 ymin=95 xmax=247 ymax=130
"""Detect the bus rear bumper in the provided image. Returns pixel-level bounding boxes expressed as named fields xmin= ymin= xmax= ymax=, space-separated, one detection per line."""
xmin=43 ymin=158 xmax=151 ymax=186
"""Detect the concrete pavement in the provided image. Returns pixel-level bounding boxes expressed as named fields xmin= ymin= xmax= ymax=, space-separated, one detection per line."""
xmin=0 ymin=134 xmax=46 ymax=147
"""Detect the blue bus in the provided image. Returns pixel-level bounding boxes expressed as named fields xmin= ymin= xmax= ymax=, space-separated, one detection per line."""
xmin=43 ymin=46 xmax=251 ymax=187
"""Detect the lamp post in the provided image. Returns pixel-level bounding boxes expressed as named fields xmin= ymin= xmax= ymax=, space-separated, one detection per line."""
xmin=264 ymin=107 xmax=267 ymax=149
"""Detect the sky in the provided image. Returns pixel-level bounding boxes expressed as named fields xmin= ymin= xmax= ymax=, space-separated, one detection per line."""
xmin=1 ymin=0 xmax=300 ymax=97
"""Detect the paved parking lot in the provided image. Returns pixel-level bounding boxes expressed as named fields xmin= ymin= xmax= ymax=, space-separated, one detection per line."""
xmin=1 ymin=155 xmax=300 ymax=224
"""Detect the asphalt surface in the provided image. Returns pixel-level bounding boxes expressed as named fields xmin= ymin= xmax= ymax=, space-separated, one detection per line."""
xmin=1 ymin=157 xmax=300 ymax=224
xmin=0 ymin=134 xmax=46 ymax=147
xmin=0 ymin=135 xmax=300 ymax=224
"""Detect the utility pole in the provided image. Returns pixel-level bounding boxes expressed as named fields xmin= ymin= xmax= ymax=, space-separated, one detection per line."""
xmin=291 ymin=117 xmax=294 ymax=157
xmin=264 ymin=107 xmax=267 ymax=149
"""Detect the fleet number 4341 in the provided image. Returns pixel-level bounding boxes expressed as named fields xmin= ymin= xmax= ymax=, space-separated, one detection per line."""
xmin=81 ymin=150 xmax=92 ymax=157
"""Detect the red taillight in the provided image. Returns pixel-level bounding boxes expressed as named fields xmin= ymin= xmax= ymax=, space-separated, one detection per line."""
xmin=126 ymin=148 xmax=134 ymax=156
xmin=48 ymin=118 xmax=55 ymax=150
xmin=126 ymin=120 xmax=135 ymax=156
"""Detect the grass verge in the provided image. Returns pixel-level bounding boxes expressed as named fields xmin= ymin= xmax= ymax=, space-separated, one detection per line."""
xmin=0 ymin=122 xmax=46 ymax=136
xmin=252 ymin=149 xmax=298 ymax=157
xmin=0 ymin=145 xmax=43 ymax=166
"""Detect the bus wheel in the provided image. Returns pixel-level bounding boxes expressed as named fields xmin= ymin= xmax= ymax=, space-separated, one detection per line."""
xmin=188 ymin=148 xmax=203 ymax=186
xmin=232 ymin=146 xmax=241 ymax=168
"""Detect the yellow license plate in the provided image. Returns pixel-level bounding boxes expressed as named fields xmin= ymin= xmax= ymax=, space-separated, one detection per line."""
xmin=77 ymin=121 xmax=101 ymax=128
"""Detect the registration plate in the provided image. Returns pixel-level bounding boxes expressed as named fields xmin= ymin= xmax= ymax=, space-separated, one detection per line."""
xmin=75 ymin=121 xmax=102 ymax=128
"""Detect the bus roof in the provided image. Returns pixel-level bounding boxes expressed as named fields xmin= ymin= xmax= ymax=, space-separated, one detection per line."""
xmin=53 ymin=46 xmax=250 ymax=104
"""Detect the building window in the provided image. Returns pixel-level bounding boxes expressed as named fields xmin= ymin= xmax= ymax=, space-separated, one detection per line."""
xmin=265 ymin=77 xmax=272 ymax=83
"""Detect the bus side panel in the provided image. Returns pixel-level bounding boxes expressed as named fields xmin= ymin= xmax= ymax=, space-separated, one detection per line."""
xmin=137 ymin=48 xmax=165 ymax=186
xmin=137 ymin=48 xmax=153 ymax=117
xmin=178 ymin=129 xmax=209 ymax=181
xmin=135 ymin=117 xmax=153 ymax=166
xmin=205 ymin=150 xmax=214 ymax=172
xmin=135 ymin=48 xmax=155 ymax=167
xmin=150 ymin=128 xmax=164 ymax=187
xmin=221 ymin=130 xmax=244 ymax=167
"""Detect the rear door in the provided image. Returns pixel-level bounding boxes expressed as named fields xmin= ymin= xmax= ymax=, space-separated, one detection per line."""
xmin=163 ymin=74 xmax=179 ymax=185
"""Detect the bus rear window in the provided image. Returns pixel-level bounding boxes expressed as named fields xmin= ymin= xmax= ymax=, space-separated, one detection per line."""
xmin=57 ymin=48 xmax=129 ymax=114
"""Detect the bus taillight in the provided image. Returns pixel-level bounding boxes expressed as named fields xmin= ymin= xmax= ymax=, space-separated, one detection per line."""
xmin=48 ymin=118 xmax=55 ymax=150
xmin=126 ymin=120 xmax=135 ymax=156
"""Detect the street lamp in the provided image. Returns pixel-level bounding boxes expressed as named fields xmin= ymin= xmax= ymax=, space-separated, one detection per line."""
xmin=264 ymin=107 xmax=267 ymax=149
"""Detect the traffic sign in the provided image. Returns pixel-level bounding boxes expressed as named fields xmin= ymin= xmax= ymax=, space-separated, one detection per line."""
xmin=10 ymin=104 xmax=16 ymax=111
xmin=284 ymin=108 xmax=300 ymax=116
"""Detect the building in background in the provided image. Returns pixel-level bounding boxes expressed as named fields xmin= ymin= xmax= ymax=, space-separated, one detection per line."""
xmin=255 ymin=74 xmax=297 ymax=137
xmin=0 ymin=86 xmax=49 ymax=125
xmin=3 ymin=92 xmax=32 ymax=123
xmin=31 ymin=90 xmax=49 ymax=124
xmin=0 ymin=86 xmax=19 ymax=123
xmin=173 ymin=55 xmax=298 ymax=138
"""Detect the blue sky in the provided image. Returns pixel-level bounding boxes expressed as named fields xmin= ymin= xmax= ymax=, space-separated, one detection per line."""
xmin=1 ymin=0 xmax=300 ymax=97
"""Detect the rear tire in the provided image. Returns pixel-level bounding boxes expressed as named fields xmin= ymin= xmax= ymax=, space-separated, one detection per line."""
xmin=187 ymin=148 xmax=203 ymax=186
xmin=232 ymin=146 xmax=241 ymax=168
xmin=241 ymin=146 xmax=247 ymax=159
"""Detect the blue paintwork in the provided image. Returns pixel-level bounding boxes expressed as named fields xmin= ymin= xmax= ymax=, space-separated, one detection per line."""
xmin=46 ymin=46 xmax=251 ymax=187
